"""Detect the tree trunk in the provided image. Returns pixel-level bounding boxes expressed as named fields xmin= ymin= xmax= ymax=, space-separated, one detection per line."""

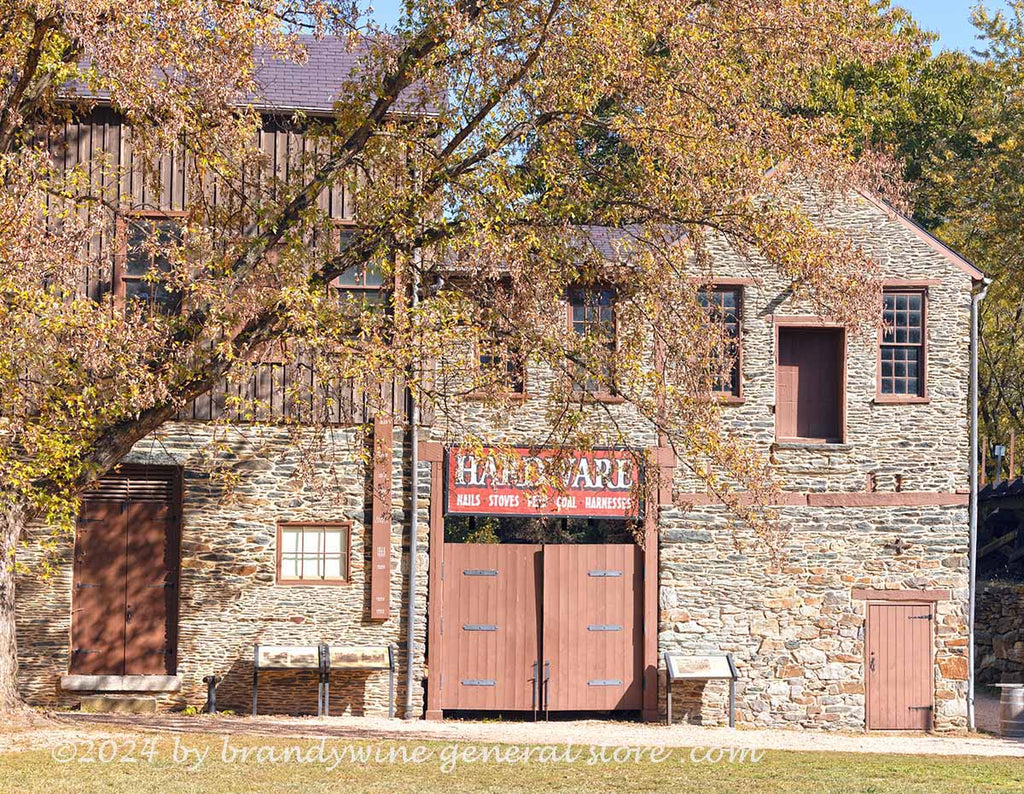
xmin=0 ymin=502 xmax=27 ymax=713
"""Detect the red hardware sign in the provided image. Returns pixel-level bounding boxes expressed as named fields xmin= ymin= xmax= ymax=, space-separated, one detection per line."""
xmin=445 ymin=447 xmax=641 ymax=519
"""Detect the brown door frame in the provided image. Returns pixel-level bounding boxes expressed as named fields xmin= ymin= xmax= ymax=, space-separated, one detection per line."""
xmin=773 ymin=316 xmax=848 ymax=444
xmin=863 ymin=598 xmax=936 ymax=731
xmin=422 ymin=443 xmax=663 ymax=722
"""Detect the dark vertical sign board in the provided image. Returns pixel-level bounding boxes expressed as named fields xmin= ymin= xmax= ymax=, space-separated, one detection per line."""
xmin=370 ymin=418 xmax=393 ymax=620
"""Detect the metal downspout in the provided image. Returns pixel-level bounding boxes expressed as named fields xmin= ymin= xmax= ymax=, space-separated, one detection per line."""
xmin=968 ymin=276 xmax=992 ymax=732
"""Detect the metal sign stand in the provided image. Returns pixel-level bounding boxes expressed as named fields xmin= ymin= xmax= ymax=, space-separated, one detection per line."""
xmin=664 ymin=653 xmax=738 ymax=727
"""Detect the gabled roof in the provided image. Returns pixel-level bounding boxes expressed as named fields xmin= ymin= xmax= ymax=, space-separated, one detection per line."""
xmin=248 ymin=36 xmax=437 ymax=116
xmin=66 ymin=35 xmax=438 ymax=117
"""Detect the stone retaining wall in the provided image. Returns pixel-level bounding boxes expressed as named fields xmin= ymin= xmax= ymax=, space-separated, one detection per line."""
xmin=976 ymin=580 xmax=1024 ymax=685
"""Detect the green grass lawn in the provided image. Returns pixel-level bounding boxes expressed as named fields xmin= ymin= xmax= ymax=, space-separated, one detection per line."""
xmin=2 ymin=732 xmax=1024 ymax=794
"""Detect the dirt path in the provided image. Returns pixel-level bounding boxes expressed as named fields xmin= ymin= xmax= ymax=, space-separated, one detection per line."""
xmin=0 ymin=703 xmax=1013 ymax=759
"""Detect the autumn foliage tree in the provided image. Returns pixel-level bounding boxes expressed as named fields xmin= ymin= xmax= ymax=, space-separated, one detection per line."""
xmin=0 ymin=0 xmax=903 ymax=711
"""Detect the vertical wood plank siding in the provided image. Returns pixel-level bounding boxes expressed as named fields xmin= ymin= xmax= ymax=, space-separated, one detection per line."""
xmin=52 ymin=109 xmax=395 ymax=424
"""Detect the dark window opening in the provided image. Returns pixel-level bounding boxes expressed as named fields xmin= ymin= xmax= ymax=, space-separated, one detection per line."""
xmin=776 ymin=326 xmax=844 ymax=443
xmin=445 ymin=515 xmax=636 ymax=544
xmin=568 ymin=286 xmax=616 ymax=394
xmin=881 ymin=290 xmax=925 ymax=397
xmin=478 ymin=333 xmax=526 ymax=394
xmin=698 ymin=286 xmax=742 ymax=396
xmin=331 ymin=260 xmax=389 ymax=310
xmin=118 ymin=216 xmax=182 ymax=313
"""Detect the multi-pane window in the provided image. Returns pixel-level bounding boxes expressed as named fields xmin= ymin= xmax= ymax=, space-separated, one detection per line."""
xmin=332 ymin=261 xmax=388 ymax=309
xmin=118 ymin=216 xmax=182 ymax=313
xmin=478 ymin=333 xmax=526 ymax=394
xmin=881 ymin=290 xmax=925 ymax=397
xmin=568 ymin=287 xmax=616 ymax=394
xmin=277 ymin=523 xmax=350 ymax=584
xmin=698 ymin=287 xmax=742 ymax=397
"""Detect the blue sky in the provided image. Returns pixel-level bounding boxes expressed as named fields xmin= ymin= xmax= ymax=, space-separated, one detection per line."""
xmin=369 ymin=1 xmax=1006 ymax=53
xmin=897 ymin=1 xmax=1009 ymax=51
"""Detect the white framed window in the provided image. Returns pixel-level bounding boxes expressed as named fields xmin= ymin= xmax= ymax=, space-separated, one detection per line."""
xmin=276 ymin=522 xmax=350 ymax=584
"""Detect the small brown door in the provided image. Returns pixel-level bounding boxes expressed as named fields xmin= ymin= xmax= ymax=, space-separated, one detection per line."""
xmin=439 ymin=543 xmax=541 ymax=710
xmin=542 ymin=544 xmax=642 ymax=711
xmin=71 ymin=467 xmax=181 ymax=676
xmin=866 ymin=603 xmax=934 ymax=730
xmin=777 ymin=327 xmax=843 ymax=442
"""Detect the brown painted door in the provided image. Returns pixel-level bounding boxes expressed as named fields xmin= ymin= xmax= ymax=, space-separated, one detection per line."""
xmin=70 ymin=467 xmax=180 ymax=676
xmin=866 ymin=603 xmax=933 ymax=730
xmin=777 ymin=328 xmax=843 ymax=442
xmin=71 ymin=501 xmax=128 ymax=675
xmin=542 ymin=544 xmax=642 ymax=711
xmin=439 ymin=543 xmax=541 ymax=710
xmin=124 ymin=500 xmax=180 ymax=674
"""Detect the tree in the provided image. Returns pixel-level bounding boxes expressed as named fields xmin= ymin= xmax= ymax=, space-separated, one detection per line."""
xmin=0 ymin=0 xmax=903 ymax=711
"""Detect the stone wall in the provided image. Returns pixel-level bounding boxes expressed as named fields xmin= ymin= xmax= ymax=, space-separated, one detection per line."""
xmin=658 ymin=503 xmax=970 ymax=731
xmin=976 ymin=580 xmax=1024 ymax=685
xmin=16 ymin=422 xmax=429 ymax=718
xmin=14 ymin=191 xmax=975 ymax=730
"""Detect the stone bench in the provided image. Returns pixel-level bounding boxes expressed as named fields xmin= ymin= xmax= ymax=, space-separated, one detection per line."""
xmin=252 ymin=644 xmax=395 ymax=717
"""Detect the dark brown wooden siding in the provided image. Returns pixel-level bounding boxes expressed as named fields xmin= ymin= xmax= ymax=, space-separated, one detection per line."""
xmin=176 ymin=364 xmax=405 ymax=425
xmin=52 ymin=109 xmax=381 ymax=425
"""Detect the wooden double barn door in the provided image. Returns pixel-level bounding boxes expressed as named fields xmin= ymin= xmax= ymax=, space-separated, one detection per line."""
xmin=866 ymin=603 xmax=934 ymax=730
xmin=438 ymin=543 xmax=642 ymax=713
xmin=71 ymin=466 xmax=182 ymax=676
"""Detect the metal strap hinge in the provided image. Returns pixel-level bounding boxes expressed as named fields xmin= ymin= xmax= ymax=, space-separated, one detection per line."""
xmin=908 ymin=614 xmax=933 ymax=621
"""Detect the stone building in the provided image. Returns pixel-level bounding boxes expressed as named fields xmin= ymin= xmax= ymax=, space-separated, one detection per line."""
xmin=14 ymin=42 xmax=984 ymax=731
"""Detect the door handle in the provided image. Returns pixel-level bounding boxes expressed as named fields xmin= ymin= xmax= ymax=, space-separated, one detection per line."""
xmin=126 ymin=605 xmax=134 ymax=623
xmin=543 ymin=660 xmax=551 ymax=720
xmin=531 ymin=660 xmax=539 ymax=720
xmin=869 ymin=653 xmax=876 ymax=673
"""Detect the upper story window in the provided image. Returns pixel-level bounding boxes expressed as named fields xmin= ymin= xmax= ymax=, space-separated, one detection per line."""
xmin=276 ymin=522 xmax=350 ymax=584
xmin=776 ymin=325 xmax=845 ymax=443
xmin=568 ymin=286 xmax=616 ymax=395
xmin=332 ymin=261 xmax=388 ymax=310
xmin=880 ymin=289 xmax=926 ymax=398
xmin=478 ymin=332 xmax=526 ymax=395
xmin=116 ymin=215 xmax=182 ymax=313
xmin=698 ymin=286 xmax=742 ymax=398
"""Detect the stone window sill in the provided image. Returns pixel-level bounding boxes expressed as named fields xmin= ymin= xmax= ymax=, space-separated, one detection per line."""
xmin=873 ymin=396 xmax=931 ymax=406
xmin=773 ymin=441 xmax=853 ymax=453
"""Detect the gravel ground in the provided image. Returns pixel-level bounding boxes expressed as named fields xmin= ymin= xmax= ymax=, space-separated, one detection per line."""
xmin=0 ymin=689 xmax=1010 ymax=760
xmin=1 ymin=690 xmax=1018 ymax=759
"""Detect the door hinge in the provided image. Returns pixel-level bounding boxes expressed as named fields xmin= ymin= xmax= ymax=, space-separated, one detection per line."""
xmin=908 ymin=614 xmax=933 ymax=621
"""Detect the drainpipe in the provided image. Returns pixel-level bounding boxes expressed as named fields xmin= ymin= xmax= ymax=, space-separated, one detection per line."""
xmin=968 ymin=276 xmax=992 ymax=732
xmin=405 ymin=252 xmax=421 ymax=720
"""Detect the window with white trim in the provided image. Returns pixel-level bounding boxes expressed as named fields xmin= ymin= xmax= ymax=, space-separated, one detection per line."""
xmin=277 ymin=523 xmax=350 ymax=584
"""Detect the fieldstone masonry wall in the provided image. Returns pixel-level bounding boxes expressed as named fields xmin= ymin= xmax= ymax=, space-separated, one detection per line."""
xmin=659 ymin=504 xmax=970 ymax=731
xmin=976 ymin=580 xmax=1024 ymax=685
xmin=15 ymin=191 xmax=975 ymax=731
xmin=16 ymin=422 xmax=429 ymax=718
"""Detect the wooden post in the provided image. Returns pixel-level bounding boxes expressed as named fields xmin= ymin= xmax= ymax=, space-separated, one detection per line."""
xmin=422 ymin=442 xmax=445 ymax=721
xmin=370 ymin=418 xmax=393 ymax=621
